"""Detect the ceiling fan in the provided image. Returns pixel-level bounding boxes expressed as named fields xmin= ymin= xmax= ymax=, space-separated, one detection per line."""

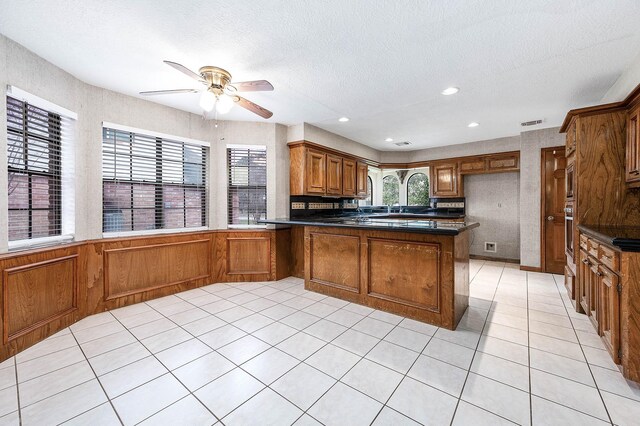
xmin=140 ymin=61 xmax=274 ymax=119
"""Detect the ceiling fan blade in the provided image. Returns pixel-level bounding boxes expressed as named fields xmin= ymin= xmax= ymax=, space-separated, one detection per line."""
xmin=163 ymin=60 xmax=206 ymax=83
xmin=139 ymin=89 xmax=200 ymax=96
xmin=232 ymin=80 xmax=274 ymax=92
xmin=235 ymin=96 xmax=273 ymax=119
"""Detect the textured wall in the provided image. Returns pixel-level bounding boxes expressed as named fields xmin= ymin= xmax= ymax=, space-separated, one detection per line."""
xmin=519 ymin=127 xmax=565 ymax=268
xmin=0 ymin=35 xmax=284 ymax=252
xmin=465 ymin=172 xmax=520 ymax=261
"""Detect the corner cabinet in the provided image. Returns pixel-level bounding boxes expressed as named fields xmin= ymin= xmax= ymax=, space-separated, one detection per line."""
xmin=627 ymin=105 xmax=640 ymax=186
xmin=430 ymin=162 xmax=463 ymax=198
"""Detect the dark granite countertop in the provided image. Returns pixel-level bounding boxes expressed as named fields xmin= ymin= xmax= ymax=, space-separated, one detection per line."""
xmin=578 ymin=224 xmax=640 ymax=252
xmin=259 ymin=217 xmax=479 ymax=235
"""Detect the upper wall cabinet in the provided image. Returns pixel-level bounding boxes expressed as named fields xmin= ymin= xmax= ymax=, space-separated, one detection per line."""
xmin=356 ymin=162 xmax=369 ymax=198
xmin=289 ymin=142 xmax=367 ymax=198
xmin=626 ymin=104 xmax=640 ymax=186
xmin=458 ymin=152 xmax=520 ymax=175
xmin=326 ymin=154 xmax=343 ymax=196
xmin=342 ymin=158 xmax=357 ymax=197
xmin=430 ymin=162 xmax=463 ymax=198
xmin=566 ymin=119 xmax=577 ymax=157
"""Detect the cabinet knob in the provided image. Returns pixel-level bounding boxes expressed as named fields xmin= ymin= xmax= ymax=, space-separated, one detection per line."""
xmin=547 ymin=216 xmax=555 ymax=221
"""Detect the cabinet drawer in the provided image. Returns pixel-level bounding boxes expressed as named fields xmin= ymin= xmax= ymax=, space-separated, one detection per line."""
xmin=599 ymin=245 xmax=620 ymax=272
xmin=580 ymin=234 xmax=588 ymax=251
xmin=588 ymin=239 xmax=599 ymax=258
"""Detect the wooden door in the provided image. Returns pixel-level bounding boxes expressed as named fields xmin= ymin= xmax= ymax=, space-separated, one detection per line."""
xmin=342 ymin=158 xmax=357 ymax=197
xmin=579 ymin=249 xmax=590 ymax=315
xmin=600 ymin=265 xmax=620 ymax=363
xmin=542 ymin=147 xmax=566 ymax=274
xmin=430 ymin=163 xmax=460 ymax=197
xmin=326 ymin=154 xmax=343 ymax=196
xmin=356 ymin=162 xmax=368 ymax=197
xmin=305 ymin=149 xmax=326 ymax=195
xmin=626 ymin=105 xmax=640 ymax=183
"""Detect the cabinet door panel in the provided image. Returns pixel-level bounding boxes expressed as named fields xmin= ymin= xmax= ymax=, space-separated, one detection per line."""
xmin=600 ymin=266 xmax=620 ymax=363
xmin=342 ymin=158 xmax=357 ymax=197
xmin=487 ymin=153 xmax=519 ymax=172
xmin=579 ymin=250 xmax=590 ymax=315
xmin=326 ymin=154 xmax=342 ymax=196
xmin=430 ymin=163 xmax=461 ymax=197
xmin=589 ymin=260 xmax=600 ymax=333
xmin=356 ymin=162 xmax=368 ymax=197
xmin=305 ymin=149 xmax=326 ymax=195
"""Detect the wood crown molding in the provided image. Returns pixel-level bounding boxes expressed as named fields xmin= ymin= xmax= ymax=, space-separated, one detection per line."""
xmin=560 ymin=82 xmax=640 ymax=133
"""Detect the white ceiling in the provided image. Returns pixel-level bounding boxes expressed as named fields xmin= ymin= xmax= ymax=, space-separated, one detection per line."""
xmin=1 ymin=0 xmax=640 ymax=150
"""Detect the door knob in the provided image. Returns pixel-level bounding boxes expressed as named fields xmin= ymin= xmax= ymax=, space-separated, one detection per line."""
xmin=547 ymin=216 xmax=554 ymax=221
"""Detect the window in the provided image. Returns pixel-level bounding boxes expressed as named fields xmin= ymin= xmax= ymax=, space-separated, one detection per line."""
xmin=366 ymin=176 xmax=373 ymax=205
xmin=382 ymin=175 xmax=399 ymax=205
xmin=7 ymin=95 xmax=73 ymax=243
xmin=102 ymin=127 xmax=208 ymax=234
xmin=407 ymin=172 xmax=430 ymax=206
xmin=228 ymin=147 xmax=267 ymax=225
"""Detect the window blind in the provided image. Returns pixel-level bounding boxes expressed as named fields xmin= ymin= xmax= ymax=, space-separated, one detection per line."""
xmin=227 ymin=147 xmax=267 ymax=225
xmin=102 ymin=127 xmax=208 ymax=233
xmin=6 ymin=96 xmax=72 ymax=242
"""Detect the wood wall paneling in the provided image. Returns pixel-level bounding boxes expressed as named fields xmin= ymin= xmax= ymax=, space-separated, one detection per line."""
xmin=290 ymin=226 xmax=305 ymax=279
xmin=226 ymin=237 xmax=271 ymax=275
xmin=104 ymin=239 xmax=211 ymax=300
xmin=2 ymin=255 xmax=78 ymax=344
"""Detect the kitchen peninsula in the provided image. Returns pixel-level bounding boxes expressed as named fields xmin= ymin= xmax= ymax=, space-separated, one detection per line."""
xmin=262 ymin=217 xmax=479 ymax=330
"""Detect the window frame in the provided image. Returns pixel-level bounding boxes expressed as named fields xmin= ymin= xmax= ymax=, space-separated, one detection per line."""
xmin=406 ymin=172 xmax=430 ymax=206
xmin=382 ymin=174 xmax=400 ymax=206
xmin=227 ymin=145 xmax=267 ymax=228
xmin=101 ymin=124 xmax=209 ymax=237
xmin=6 ymin=89 xmax=76 ymax=251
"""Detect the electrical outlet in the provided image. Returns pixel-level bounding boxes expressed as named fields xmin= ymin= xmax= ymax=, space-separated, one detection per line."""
xmin=484 ymin=242 xmax=497 ymax=253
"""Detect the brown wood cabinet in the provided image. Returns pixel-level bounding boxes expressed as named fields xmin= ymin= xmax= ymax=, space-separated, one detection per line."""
xmin=430 ymin=162 xmax=463 ymax=197
xmin=566 ymin=120 xmax=577 ymax=156
xmin=577 ymin=231 xmax=625 ymax=370
xmin=290 ymin=142 xmax=368 ymax=198
xmin=342 ymin=158 xmax=357 ymax=197
xmin=459 ymin=157 xmax=486 ymax=174
xmin=627 ymin=105 xmax=640 ymax=185
xmin=326 ymin=154 xmax=343 ymax=196
xmin=356 ymin=162 xmax=368 ymax=198
xmin=487 ymin=153 xmax=519 ymax=172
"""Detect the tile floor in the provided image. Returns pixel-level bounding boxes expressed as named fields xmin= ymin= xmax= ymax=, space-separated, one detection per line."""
xmin=1 ymin=260 xmax=639 ymax=425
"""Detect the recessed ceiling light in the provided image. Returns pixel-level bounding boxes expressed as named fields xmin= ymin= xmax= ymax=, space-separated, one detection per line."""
xmin=338 ymin=117 xmax=349 ymax=122
xmin=441 ymin=87 xmax=459 ymax=95
xmin=468 ymin=122 xmax=479 ymax=128
xmin=385 ymin=137 xmax=393 ymax=142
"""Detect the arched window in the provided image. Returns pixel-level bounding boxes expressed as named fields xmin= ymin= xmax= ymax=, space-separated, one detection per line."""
xmin=366 ymin=176 xmax=373 ymax=205
xmin=382 ymin=175 xmax=399 ymax=205
xmin=407 ymin=172 xmax=430 ymax=206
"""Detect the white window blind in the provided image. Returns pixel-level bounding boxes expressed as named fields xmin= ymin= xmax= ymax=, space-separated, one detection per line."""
xmin=6 ymin=96 xmax=74 ymax=243
xmin=102 ymin=127 xmax=208 ymax=233
xmin=227 ymin=147 xmax=267 ymax=225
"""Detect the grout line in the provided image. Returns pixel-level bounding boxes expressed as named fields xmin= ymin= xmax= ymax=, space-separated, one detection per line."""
xmin=13 ymin=357 xmax=22 ymax=426
xmin=549 ymin=273 xmax=615 ymax=424
xmin=526 ymin=266 xmax=533 ymax=425
xmin=67 ymin=327 xmax=125 ymax=426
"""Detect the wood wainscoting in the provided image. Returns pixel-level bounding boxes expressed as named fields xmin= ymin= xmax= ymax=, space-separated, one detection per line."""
xmin=0 ymin=228 xmax=291 ymax=361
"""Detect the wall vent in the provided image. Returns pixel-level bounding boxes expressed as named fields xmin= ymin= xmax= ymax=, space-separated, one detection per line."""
xmin=394 ymin=141 xmax=411 ymax=146
xmin=521 ymin=119 xmax=543 ymax=127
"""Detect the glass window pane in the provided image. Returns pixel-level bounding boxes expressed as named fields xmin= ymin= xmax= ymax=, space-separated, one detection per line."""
xmin=383 ymin=175 xmax=399 ymax=206
xmin=407 ymin=173 xmax=430 ymax=206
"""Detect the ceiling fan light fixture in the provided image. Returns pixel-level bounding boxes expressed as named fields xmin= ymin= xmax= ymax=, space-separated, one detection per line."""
xmin=216 ymin=94 xmax=235 ymax=114
xmin=199 ymin=90 xmax=216 ymax=112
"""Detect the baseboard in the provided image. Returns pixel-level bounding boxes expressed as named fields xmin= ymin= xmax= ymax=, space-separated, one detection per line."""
xmin=470 ymin=254 xmax=520 ymax=264
xmin=520 ymin=265 xmax=543 ymax=272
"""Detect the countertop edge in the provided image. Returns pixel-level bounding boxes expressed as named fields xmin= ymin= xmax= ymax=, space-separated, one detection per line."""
xmin=259 ymin=219 xmax=479 ymax=235
xmin=577 ymin=224 xmax=640 ymax=252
